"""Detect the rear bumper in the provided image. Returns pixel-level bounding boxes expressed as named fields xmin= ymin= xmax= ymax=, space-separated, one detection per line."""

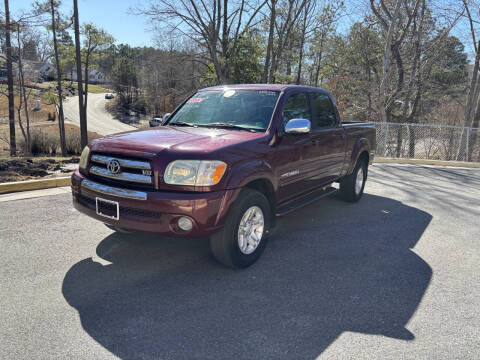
xmin=71 ymin=170 xmax=238 ymax=236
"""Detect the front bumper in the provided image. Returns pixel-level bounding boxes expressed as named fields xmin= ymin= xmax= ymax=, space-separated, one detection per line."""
xmin=71 ymin=170 xmax=238 ymax=236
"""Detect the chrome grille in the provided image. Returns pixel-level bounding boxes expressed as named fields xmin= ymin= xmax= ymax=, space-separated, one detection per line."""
xmin=90 ymin=154 xmax=151 ymax=170
xmin=89 ymin=154 xmax=153 ymax=185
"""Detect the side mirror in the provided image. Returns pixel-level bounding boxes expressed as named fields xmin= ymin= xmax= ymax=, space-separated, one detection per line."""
xmin=284 ymin=118 xmax=311 ymax=134
xmin=162 ymin=113 xmax=171 ymax=124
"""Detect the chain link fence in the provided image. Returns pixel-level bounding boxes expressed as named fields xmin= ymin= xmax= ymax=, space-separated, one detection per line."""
xmin=374 ymin=122 xmax=480 ymax=163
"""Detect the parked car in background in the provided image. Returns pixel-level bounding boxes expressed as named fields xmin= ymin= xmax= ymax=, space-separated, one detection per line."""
xmin=105 ymin=93 xmax=114 ymax=99
xmin=149 ymin=113 xmax=171 ymax=127
xmin=149 ymin=118 xmax=163 ymax=127
xmin=72 ymin=84 xmax=376 ymax=268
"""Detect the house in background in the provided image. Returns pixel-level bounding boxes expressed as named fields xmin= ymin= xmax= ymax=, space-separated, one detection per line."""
xmin=0 ymin=66 xmax=7 ymax=83
xmin=22 ymin=61 xmax=55 ymax=81
xmin=0 ymin=53 xmax=11 ymax=83
xmin=71 ymin=68 xmax=110 ymax=84
xmin=0 ymin=53 xmax=55 ymax=83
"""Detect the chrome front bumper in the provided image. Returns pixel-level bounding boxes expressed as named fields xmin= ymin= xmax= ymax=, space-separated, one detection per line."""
xmin=81 ymin=179 xmax=147 ymax=200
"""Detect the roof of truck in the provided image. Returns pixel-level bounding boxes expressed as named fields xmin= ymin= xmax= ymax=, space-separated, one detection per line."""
xmin=200 ymin=84 xmax=328 ymax=92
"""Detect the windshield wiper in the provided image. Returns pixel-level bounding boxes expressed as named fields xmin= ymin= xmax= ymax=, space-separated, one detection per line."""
xmin=198 ymin=122 xmax=257 ymax=132
xmin=168 ymin=121 xmax=197 ymax=127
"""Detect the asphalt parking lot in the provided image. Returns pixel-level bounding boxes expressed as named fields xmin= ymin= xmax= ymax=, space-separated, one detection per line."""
xmin=1 ymin=163 xmax=479 ymax=359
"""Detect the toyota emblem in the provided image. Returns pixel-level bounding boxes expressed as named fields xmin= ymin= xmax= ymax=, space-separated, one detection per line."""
xmin=107 ymin=160 xmax=121 ymax=174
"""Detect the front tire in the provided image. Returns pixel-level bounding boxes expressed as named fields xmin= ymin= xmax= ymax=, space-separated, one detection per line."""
xmin=210 ymin=189 xmax=272 ymax=268
xmin=339 ymin=157 xmax=367 ymax=202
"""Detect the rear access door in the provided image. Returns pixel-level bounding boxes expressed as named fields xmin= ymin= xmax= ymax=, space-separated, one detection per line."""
xmin=307 ymin=91 xmax=346 ymax=185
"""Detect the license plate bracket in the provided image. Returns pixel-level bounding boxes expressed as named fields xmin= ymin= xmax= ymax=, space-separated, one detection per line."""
xmin=96 ymin=197 xmax=119 ymax=220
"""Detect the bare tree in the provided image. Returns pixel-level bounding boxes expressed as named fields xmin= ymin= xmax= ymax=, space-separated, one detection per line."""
xmin=14 ymin=22 xmax=32 ymax=154
xmin=310 ymin=1 xmax=344 ymax=87
xmin=50 ymin=0 xmax=67 ymax=156
xmin=72 ymin=0 xmax=87 ymax=148
xmin=295 ymin=0 xmax=316 ymax=84
xmin=4 ymin=0 xmax=16 ymax=156
xmin=267 ymin=0 xmax=308 ymax=83
xmin=138 ymin=0 xmax=268 ymax=84
xmin=457 ymin=0 xmax=480 ymax=160
xmin=262 ymin=0 xmax=277 ymax=82
xmin=369 ymin=0 xmax=420 ymax=124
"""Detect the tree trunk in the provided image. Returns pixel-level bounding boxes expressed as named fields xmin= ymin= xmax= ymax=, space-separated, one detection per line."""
xmin=396 ymin=126 xmax=403 ymax=158
xmin=208 ymin=41 xmax=225 ymax=84
xmin=17 ymin=77 xmax=27 ymax=149
xmin=408 ymin=125 xmax=415 ymax=158
xmin=51 ymin=0 xmax=67 ymax=156
xmin=314 ymin=33 xmax=324 ymax=87
xmin=73 ymin=0 xmax=88 ymax=148
xmin=83 ymin=52 xmax=90 ymax=115
xmin=296 ymin=4 xmax=308 ymax=85
xmin=457 ymin=40 xmax=480 ymax=160
xmin=4 ymin=0 xmax=16 ymax=156
xmin=16 ymin=24 xmax=31 ymax=153
xmin=467 ymin=95 xmax=480 ymax=161
xmin=268 ymin=0 xmax=307 ymax=83
xmin=262 ymin=0 xmax=276 ymax=83
xmin=370 ymin=0 xmax=401 ymax=123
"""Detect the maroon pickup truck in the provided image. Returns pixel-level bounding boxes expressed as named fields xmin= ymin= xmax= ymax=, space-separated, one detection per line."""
xmin=72 ymin=84 xmax=375 ymax=268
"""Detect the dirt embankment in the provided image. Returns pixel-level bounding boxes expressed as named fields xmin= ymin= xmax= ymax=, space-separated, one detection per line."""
xmin=0 ymin=157 xmax=79 ymax=183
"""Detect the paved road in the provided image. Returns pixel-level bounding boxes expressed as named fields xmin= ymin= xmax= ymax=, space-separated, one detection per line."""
xmin=63 ymin=94 xmax=136 ymax=135
xmin=1 ymin=164 xmax=479 ymax=359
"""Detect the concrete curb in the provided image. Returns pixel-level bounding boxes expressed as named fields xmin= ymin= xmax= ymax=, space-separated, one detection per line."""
xmin=0 ymin=177 xmax=71 ymax=195
xmin=373 ymin=157 xmax=480 ymax=168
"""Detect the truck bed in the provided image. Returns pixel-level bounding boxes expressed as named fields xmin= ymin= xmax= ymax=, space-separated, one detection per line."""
xmin=342 ymin=122 xmax=376 ymax=164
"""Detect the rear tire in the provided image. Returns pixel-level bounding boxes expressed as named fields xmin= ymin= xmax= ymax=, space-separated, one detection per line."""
xmin=339 ymin=157 xmax=367 ymax=202
xmin=210 ymin=189 xmax=272 ymax=268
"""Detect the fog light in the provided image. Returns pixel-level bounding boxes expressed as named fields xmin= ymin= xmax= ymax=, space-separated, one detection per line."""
xmin=177 ymin=216 xmax=193 ymax=232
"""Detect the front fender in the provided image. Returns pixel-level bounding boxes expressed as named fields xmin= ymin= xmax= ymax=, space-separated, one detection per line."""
xmin=224 ymin=159 xmax=277 ymax=190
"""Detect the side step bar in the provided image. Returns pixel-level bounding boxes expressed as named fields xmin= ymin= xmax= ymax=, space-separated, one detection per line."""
xmin=276 ymin=187 xmax=338 ymax=217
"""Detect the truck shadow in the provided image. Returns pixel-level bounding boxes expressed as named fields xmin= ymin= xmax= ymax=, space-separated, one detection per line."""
xmin=62 ymin=193 xmax=432 ymax=359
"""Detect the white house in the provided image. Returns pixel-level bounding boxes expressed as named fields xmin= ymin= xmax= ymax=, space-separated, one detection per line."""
xmin=71 ymin=68 xmax=110 ymax=84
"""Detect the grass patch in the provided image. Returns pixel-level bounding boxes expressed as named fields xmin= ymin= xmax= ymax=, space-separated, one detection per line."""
xmin=45 ymin=81 xmax=110 ymax=94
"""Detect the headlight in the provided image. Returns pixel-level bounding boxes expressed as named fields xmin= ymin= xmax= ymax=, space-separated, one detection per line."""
xmin=164 ymin=160 xmax=227 ymax=186
xmin=79 ymin=146 xmax=90 ymax=171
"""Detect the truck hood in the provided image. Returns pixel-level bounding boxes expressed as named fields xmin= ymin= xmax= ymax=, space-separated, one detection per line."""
xmin=90 ymin=126 xmax=266 ymax=158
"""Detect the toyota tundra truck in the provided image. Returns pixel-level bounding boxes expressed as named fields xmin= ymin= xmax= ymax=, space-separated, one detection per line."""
xmin=72 ymin=84 xmax=376 ymax=268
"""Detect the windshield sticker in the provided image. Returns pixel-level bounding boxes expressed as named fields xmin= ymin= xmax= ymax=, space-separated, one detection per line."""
xmin=187 ymin=97 xmax=205 ymax=103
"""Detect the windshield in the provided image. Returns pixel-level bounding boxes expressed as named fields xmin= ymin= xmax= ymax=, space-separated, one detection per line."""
xmin=167 ymin=89 xmax=280 ymax=131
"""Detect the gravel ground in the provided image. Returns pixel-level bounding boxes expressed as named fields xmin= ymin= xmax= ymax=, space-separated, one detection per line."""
xmin=0 ymin=163 xmax=479 ymax=359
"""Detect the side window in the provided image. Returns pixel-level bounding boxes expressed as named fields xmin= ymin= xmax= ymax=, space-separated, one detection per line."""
xmin=311 ymin=92 xmax=336 ymax=129
xmin=282 ymin=92 xmax=311 ymax=127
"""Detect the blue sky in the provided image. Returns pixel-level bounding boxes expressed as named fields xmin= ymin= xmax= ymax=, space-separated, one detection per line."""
xmin=5 ymin=0 xmax=474 ymax=59
xmin=9 ymin=0 xmax=153 ymax=47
